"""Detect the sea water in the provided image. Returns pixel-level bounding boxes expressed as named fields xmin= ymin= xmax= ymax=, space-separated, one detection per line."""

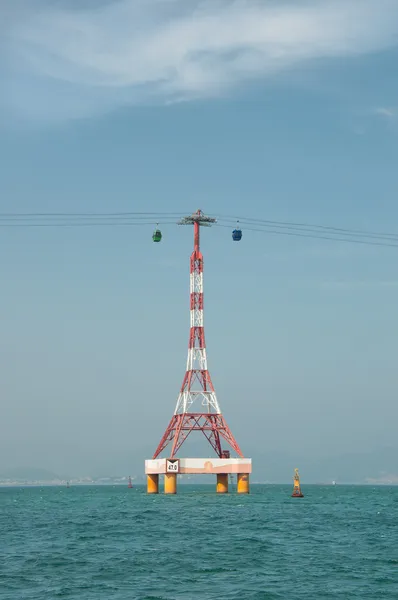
xmin=1 ymin=484 xmax=397 ymax=599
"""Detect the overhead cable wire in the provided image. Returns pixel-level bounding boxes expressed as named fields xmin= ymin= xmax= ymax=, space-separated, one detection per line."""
xmin=0 ymin=211 xmax=183 ymax=218
xmin=0 ymin=210 xmax=398 ymax=247
xmin=214 ymin=223 xmax=398 ymax=248
xmin=0 ymin=222 xmax=178 ymax=228
xmin=1 ymin=210 xmax=398 ymax=240
xmin=3 ymin=210 xmax=395 ymax=243
xmin=215 ymin=217 xmax=398 ymax=243
xmin=0 ymin=218 xmax=176 ymax=228
xmin=214 ymin=214 xmax=398 ymax=241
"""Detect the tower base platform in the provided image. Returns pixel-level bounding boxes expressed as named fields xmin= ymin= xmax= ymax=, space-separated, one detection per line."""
xmin=145 ymin=457 xmax=252 ymax=494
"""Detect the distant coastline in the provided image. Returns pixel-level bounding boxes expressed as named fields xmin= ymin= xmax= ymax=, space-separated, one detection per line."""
xmin=1 ymin=478 xmax=398 ymax=487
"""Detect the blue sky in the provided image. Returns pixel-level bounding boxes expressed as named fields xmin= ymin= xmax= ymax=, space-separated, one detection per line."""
xmin=1 ymin=0 xmax=398 ymax=480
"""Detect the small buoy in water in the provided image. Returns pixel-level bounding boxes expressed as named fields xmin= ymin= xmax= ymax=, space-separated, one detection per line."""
xmin=291 ymin=468 xmax=304 ymax=498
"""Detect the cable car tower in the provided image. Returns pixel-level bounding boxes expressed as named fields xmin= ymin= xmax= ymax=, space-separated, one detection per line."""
xmin=145 ymin=210 xmax=251 ymax=494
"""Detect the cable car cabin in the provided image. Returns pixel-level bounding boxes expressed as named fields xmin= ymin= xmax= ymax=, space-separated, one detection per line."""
xmin=152 ymin=229 xmax=162 ymax=243
xmin=232 ymin=228 xmax=242 ymax=241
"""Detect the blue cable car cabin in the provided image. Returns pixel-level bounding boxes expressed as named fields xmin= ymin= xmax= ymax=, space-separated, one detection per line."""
xmin=152 ymin=229 xmax=162 ymax=242
xmin=232 ymin=228 xmax=242 ymax=241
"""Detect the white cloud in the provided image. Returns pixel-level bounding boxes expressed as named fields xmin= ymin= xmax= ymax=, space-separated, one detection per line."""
xmin=374 ymin=107 xmax=397 ymax=119
xmin=2 ymin=0 xmax=398 ymax=121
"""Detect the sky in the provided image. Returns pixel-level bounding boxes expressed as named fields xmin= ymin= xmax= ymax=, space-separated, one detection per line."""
xmin=1 ymin=0 xmax=398 ymax=481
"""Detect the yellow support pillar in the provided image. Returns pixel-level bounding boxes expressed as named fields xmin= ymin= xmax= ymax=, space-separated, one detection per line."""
xmin=147 ymin=474 xmax=159 ymax=494
xmin=216 ymin=473 xmax=229 ymax=493
xmin=237 ymin=473 xmax=250 ymax=494
xmin=164 ymin=473 xmax=177 ymax=494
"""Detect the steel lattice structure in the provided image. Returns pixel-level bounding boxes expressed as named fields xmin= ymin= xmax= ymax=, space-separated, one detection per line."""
xmin=152 ymin=210 xmax=244 ymax=459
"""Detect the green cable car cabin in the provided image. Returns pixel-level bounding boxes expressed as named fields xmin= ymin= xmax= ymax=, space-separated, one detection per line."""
xmin=152 ymin=228 xmax=162 ymax=243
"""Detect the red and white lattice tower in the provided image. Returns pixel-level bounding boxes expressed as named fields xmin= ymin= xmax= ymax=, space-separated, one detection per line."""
xmin=152 ymin=210 xmax=244 ymax=460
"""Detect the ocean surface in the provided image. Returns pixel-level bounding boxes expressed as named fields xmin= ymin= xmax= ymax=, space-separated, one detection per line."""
xmin=1 ymin=484 xmax=397 ymax=599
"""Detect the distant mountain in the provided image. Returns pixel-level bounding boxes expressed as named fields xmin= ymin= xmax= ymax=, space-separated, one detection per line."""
xmin=246 ymin=446 xmax=398 ymax=484
xmin=304 ymin=447 xmax=397 ymax=483
xmin=0 ymin=467 xmax=61 ymax=481
xmin=2 ymin=446 xmax=397 ymax=484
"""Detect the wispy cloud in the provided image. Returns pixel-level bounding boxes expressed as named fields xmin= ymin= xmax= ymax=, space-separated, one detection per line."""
xmin=2 ymin=0 xmax=398 ymax=121
xmin=374 ymin=107 xmax=397 ymax=119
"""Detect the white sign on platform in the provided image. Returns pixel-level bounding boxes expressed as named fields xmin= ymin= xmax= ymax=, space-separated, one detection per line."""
xmin=145 ymin=457 xmax=252 ymax=474
xmin=166 ymin=459 xmax=180 ymax=473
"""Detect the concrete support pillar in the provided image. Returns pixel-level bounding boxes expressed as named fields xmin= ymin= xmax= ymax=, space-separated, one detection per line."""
xmin=237 ymin=473 xmax=250 ymax=494
xmin=216 ymin=473 xmax=229 ymax=493
xmin=147 ymin=474 xmax=159 ymax=494
xmin=164 ymin=473 xmax=177 ymax=494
